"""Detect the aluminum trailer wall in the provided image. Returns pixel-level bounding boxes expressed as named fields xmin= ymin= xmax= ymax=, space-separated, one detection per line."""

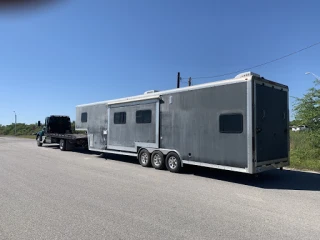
xmin=159 ymin=81 xmax=248 ymax=169
xmin=76 ymin=102 xmax=108 ymax=150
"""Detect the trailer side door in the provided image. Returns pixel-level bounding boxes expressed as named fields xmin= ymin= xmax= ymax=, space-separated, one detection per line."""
xmin=107 ymin=99 xmax=159 ymax=152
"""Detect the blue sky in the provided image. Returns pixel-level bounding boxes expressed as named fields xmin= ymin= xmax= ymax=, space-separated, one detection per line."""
xmin=0 ymin=0 xmax=319 ymax=125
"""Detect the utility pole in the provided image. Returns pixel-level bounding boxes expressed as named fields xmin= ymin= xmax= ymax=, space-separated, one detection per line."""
xmin=177 ymin=72 xmax=180 ymax=88
xmin=188 ymin=77 xmax=192 ymax=86
xmin=13 ymin=111 xmax=16 ymax=136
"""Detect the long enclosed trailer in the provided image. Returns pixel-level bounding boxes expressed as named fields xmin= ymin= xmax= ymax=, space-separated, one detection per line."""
xmin=75 ymin=72 xmax=289 ymax=174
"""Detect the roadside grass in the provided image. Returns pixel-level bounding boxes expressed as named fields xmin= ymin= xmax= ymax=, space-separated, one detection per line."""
xmin=290 ymin=131 xmax=320 ymax=172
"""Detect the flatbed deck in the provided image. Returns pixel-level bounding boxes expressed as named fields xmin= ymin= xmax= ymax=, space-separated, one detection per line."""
xmin=45 ymin=133 xmax=87 ymax=140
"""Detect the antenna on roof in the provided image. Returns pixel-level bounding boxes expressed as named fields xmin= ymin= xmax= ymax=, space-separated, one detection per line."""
xmin=177 ymin=72 xmax=181 ymax=88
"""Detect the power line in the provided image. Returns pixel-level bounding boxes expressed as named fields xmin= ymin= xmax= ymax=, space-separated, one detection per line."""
xmin=183 ymin=40 xmax=320 ymax=80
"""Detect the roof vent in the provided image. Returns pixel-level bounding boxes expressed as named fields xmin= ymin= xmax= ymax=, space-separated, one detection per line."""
xmin=144 ymin=90 xmax=159 ymax=94
xmin=235 ymin=72 xmax=260 ymax=78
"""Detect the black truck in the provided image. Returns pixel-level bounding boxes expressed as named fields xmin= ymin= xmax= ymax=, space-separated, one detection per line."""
xmin=36 ymin=115 xmax=88 ymax=151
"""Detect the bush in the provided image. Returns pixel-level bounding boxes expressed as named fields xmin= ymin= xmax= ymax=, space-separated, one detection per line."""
xmin=0 ymin=121 xmax=84 ymax=136
xmin=290 ymin=77 xmax=320 ymax=172
xmin=290 ymin=131 xmax=320 ymax=171
xmin=0 ymin=123 xmax=42 ymax=136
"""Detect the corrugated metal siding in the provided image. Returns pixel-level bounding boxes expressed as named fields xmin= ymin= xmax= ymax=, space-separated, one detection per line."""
xmin=76 ymin=103 xmax=108 ymax=150
xmin=108 ymin=102 xmax=157 ymax=147
xmin=160 ymin=82 xmax=248 ymax=168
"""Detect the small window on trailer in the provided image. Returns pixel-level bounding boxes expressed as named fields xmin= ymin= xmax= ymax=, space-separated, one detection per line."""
xmin=219 ymin=113 xmax=243 ymax=133
xmin=114 ymin=112 xmax=126 ymax=124
xmin=81 ymin=112 xmax=88 ymax=123
xmin=136 ymin=110 xmax=152 ymax=124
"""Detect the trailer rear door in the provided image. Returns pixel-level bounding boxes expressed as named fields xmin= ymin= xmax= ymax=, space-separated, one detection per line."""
xmin=254 ymin=80 xmax=289 ymax=164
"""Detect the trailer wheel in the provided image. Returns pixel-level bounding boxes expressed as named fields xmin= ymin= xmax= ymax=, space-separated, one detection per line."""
xmin=151 ymin=151 xmax=165 ymax=170
xmin=36 ymin=137 xmax=42 ymax=147
xmin=59 ymin=139 xmax=66 ymax=151
xmin=165 ymin=152 xmax=181 ymax=173
xmin=138 ymin=149 xmax=151 ymax=167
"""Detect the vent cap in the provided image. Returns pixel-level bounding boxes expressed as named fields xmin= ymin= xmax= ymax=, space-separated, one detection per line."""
xmin=235 ymin=72 xmax=260 ymax=78
xmin=144 ymin=90 xmax=159 ymax=94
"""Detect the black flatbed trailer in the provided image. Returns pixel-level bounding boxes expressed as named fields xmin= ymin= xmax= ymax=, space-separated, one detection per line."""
xmin=36 ymin=115 xmax=88 ymax=151
xmin=46 ymin=133 xmax=88 ymax=140
xmin=39 ymin=133 xmax=88 ymax=151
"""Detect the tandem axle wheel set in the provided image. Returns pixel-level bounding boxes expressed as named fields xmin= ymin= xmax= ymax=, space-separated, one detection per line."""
xmin=138 ymin=149 xmax=181 ymax=173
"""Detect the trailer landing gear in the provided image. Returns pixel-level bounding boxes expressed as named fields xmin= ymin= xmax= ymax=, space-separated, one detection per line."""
xmin=36 ymin=137 xmax=42 ymax=147
xmin=59 ymin=139 xmax=66 ymax=151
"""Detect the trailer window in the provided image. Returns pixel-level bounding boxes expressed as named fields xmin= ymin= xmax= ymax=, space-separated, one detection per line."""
xmin=81 ymin=112 xmax=87 ymax=123
xmin=114 ymin=112 xmax=126 ymax=124
xmin=136 ymin=110 xmax=152 ymax=124
xmin=219 ymin=113 xmax=243 ymax=133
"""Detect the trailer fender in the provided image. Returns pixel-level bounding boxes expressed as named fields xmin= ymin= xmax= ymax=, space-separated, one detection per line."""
xmin=136 ymin=147 xmax=144 ymax=158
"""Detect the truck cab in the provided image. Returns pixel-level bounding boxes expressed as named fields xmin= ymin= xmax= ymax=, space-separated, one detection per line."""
xmin=42 ymin=115 xmax=71 ymax=133
xmin=36 ymin=115 xmax=72 ymax=141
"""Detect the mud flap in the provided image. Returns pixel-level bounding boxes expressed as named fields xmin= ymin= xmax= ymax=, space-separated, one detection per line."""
xmin=65 ymin=140 xmax=75 ymax=151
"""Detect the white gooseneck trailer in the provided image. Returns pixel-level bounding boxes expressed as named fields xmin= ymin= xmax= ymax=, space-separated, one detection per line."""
xmin=75 ymin=72 xmax=289 ymax=174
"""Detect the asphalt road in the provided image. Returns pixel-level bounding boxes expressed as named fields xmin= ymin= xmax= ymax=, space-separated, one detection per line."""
xmin=0 ymin=137 xmax=320 ymax=240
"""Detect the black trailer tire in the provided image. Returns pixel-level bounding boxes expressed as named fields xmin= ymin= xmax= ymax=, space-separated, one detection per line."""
xmin=59 ymin=139 xmax=66 ymax=151
xmin=165 ymin=152 xmax=182 ymax=173
xmin=138 ymin=149 xmax=151 ymax=167
xmin=151 ymin=151 xmax=165 ymax=170
xmin=36 ymin=137 xmax=42 ymax=147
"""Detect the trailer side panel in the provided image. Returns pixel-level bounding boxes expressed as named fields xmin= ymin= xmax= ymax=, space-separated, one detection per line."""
xmin=76 ymin=103 xmax=108 ymax=150
xmin=160 ymin=82 xmax=248 ymax=168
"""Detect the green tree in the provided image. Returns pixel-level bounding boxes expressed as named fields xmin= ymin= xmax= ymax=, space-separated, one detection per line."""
xmin=293 ymin=78 xmax=320 ymax=130
xmin=71 ymin=121 xmax=76 ymax=133
xmin=293 ymin=78 xmax=320 ymax=147
xmin=290 ymin=119 xmax=301 ymax=126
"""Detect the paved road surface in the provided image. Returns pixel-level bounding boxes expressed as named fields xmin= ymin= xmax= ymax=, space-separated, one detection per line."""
xmin=0 ymin=137 xmax=320 ymax=240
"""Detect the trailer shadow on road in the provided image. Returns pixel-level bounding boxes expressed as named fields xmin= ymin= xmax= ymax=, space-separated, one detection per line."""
xmin=185 ymin=166 xmax=320 ymax=191
xmin=42 ymin=144 xmax=102 ymax=156
xmin=100 ymin=153 xmax=140 ymax=165
xmin=98 ymin=153 xmax=320 ymax=191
